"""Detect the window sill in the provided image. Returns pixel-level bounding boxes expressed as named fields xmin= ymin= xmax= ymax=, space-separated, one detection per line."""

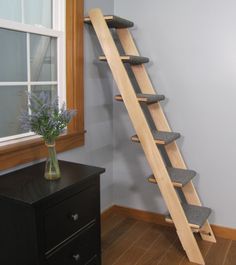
xmin=0 ymin=131 xmax=85 ymax=171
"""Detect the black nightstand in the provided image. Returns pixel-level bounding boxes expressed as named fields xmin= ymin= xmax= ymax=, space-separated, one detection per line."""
xmin=0 ymin=160 xmax=105 ymax=265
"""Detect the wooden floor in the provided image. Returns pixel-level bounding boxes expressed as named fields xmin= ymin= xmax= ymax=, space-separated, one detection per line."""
xmin=101 ymin=213 xmax=236 ymax=265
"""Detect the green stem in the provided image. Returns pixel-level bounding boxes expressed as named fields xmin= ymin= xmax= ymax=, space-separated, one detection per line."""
xmin=45 ymin=141 xmax=60 ymax=180
xmin=48 ymin=145 xmax=60 ymax=176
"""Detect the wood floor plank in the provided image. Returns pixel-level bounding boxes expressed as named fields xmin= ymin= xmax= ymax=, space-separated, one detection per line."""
xmin=102 ymin=217 xmax=137 ymax=251
xmin=102 ymin=220 xmax=150 ymax=265
xmin=204 ymin=237 xmax=231 ymax=265
xmin=101 ymin=213 xmax=126 ymax=236
xmin=113 ymin=246 xmax=147 ymax=265
xmin=101 ymin=215 xmax=235 ymax=265
xmin=157 ymin=238 xmax=185 ymax=265
xmin=224 ymin=240 xmax=235 ymax=265
xmin=112 ymin=224 xmax=162 ymax=265
xmin=135 ymin=227 xmax=178 ymax=265
xmin=180 ymin=234 xmax=213 ymax=265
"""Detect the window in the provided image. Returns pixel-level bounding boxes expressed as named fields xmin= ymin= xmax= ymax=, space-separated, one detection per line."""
xmin=0 ymin=0 xmax=65 ymax=142
xmin=0 ymin=0 xmax=84 ymax=170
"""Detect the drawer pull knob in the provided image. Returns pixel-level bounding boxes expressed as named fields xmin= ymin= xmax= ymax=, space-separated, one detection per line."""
xmin=71 ymin=213 xmax=79 ymax=221
xmin=72 ymin=253 xmax=80 ymax=262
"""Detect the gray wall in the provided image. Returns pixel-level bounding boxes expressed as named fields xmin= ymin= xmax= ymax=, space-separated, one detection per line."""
xmin=114 ymin=0 xmax=236 ymax=227
xmin=1 ymin=0 xmax=235 ymax=227
xmin=59 ymin=0 xmax=114 ymax=211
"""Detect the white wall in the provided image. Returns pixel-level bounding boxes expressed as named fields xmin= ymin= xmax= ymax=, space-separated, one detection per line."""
xmin=114 ymin=0 xmax=236 ymax=227
xmin=59 ymin=0 xmax=114 ymax=211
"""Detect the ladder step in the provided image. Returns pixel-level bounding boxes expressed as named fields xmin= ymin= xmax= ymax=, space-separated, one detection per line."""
xmin=148 ymin=167 xmax=196 ymax=187
xmin=84 ymin=15 xmax=134 ymax=29
xmin=99 ymin=55 xmax=149 ymax=65
xmin=165 ymin=203 xmax=212 ymax=229
xmin=131 ymin=130 xmax=180 ymax=145
xmin=115 ymin=93 xmax=165 ymax=104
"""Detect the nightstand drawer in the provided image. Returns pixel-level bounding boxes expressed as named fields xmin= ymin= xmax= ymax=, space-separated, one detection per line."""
xmin=44 ymin=184 xmax=98 ymax=251
xmin=46 ymin=224 xmax=99 ymax=265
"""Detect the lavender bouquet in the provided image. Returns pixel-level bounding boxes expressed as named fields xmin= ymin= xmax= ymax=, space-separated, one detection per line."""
xmin=21 ymin=92 xmax=76 ymax=180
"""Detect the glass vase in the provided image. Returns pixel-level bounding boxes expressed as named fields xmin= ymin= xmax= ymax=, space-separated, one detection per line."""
xmin=44 ymin=141 xmax=61 ymax=180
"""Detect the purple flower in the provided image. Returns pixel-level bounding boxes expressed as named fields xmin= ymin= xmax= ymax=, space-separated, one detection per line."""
xmin=20 ymin=91 xmax=77 ymax=143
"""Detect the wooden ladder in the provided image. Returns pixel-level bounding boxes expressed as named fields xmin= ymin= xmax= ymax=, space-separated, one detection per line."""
xmin=85 ymin=9 xmax=216 ymax=265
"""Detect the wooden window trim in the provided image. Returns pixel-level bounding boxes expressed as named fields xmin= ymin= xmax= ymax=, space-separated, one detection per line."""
xmin=0 ymin=0 xmax=84 ymax=171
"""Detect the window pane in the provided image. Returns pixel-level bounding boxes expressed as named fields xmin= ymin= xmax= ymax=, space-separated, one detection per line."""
xmin=31 ymin=85 xmax=57 ymax=102
xmin=0 ymin=28 xmax=27 ymax=82
xmin=0 ymin=86 xmax=28 ymax=138
xmin=24 ymin=0 xmax=52 ymax=28
xmin=0 ymin=0 xmax=21 ymax=22
xmin=30 ymin=34 xmax=57 ymax=82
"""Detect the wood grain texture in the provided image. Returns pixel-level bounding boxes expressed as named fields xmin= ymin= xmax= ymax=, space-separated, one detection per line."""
xmin=101 ymin=213 xmax=126 ymax=237
xmin=102 ymin=218 xmax=137 ymax=251
xmin=148 ymin=175 xmax=183 ymax=187
xmin=102 ymin=221 xmax=149 ymax=265
xmin=131 ymin=135 xmax=165 ymax=145
xmin=115 ymin=94 xmax=162 ymax=103
xmin=158 ymin=239 xmax=186 ymax=265
xmin=88 ymin=9 xmax=205 ymax=263
xmin=102 ymin=213 xmax=234 ymax=265
xmin=66 ymin=0 xmax=84 ymax=134
xmin=112 ymin=205 xmax=168 ymax=226
xmin=116 ymin=27 xmax=216 ymax=244
xmin=180 ymin=234 xmax=213 ymax=265
xmin=105 ymin=205 xmax=236 ymax=241
xmin=0 ymin=132 xmax=84 ymax=170
xmin=101 ymin=206 xmax=119 ymax=222
xmin=212 ymin=225 xmax=236 ymax=241
xmin=112 ymin=224 xmax=162 ymax=265
xmin=0 ymin=0 xmax=84 ymax=171
xmin=224 ymin=241 xmax=236 ymax=265
xmin=135 ymin=227 xmax=178 ymax=265
xmin=204 ymin=237 xmax=231 ymax=265
xmin=84 ymin=15 xmax=113 ymax=22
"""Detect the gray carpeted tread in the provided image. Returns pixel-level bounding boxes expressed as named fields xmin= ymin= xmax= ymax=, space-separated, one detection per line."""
xmin=136 ymin=93 xmax=165 ymax=104
xmin=115 ymin=93 xmax=165 ymax=104
xmin=148 ymin=167 xmax=196 ymax=187
xmin=166 ymin=203 xmax=212 ymax=228
xmin=124 ymin=55 xmax=149 ymax=64
xmin=99 ymin=55 xmax=149 ymax=65
xmin=106 ymin=15 xmax=134 ymax=28
xmin=132 ymin=130 xmax=180 ymax=145
xmin=167 ymin=167 xmax=196 ymax=186
xmin=152 ymin=130 xmax=181 ymax=144
xmin=84 ymin=15 xmax=134 ymax=28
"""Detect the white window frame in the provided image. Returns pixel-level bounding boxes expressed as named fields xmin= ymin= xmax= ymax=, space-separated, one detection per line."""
xmin=0 ymin=0 xmax=66 ymax=143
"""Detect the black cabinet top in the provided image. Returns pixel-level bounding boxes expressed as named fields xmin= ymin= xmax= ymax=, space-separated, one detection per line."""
xmin=0 ymin=160 xmax=105 ymax=206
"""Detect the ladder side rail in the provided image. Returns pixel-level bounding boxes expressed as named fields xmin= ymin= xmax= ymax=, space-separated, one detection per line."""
xmin=88 ymin=9 xmax=205 ymax=264
xmin=116 ymin=28 xmax=216 ymax=243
